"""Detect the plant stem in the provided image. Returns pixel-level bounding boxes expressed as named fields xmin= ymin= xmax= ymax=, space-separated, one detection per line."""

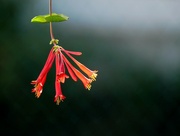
xmin=49 ymin=0 xmax=54 ymax=41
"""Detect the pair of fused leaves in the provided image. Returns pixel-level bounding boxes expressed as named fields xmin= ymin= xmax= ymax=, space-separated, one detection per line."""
xmin=31 ymin=13 xmax=69 ymax=23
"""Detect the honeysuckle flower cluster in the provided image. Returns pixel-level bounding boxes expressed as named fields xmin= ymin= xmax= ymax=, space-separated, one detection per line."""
xmin=31 ymin=40 xmax=98 ymax=105
xmin=31 ymin=0 xmax=97 ymax=105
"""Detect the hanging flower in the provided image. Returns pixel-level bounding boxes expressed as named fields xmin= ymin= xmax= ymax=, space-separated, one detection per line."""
xmin=31 ymin=0 xmax=98 ymax=105
xmin=31 ymin=45 xmax=98 ymax=105
xmin=31 ymin=48 xmax=55 ymax=98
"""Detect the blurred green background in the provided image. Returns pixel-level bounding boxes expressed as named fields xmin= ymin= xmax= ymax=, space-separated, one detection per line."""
xmin=1 ymin=0 xmax=180 ymax=135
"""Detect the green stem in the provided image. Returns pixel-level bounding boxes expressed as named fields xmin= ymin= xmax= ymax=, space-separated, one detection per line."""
xmin=49 ymin=0 xmax=54 ymax=41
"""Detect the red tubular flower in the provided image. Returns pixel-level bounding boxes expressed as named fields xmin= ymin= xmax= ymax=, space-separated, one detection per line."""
xmin=31 ymin=47 xmax=55 ymax=98
xmin=62 ymin=48 xmax=98 ymax=81
xmin=31 ymin=45 xmax=98 ymax=105
xmin=35 ymin=48 xmax=55 ymax=83
xmin=62 ymin=53 xmax=92 ymax=90
xmin=54 ymin=79 xmax=66 ymax=105
xmin=56 ymin=49 xmax=69 ymax=83
xmin=54 ymin=51 xmax=66 ymax=105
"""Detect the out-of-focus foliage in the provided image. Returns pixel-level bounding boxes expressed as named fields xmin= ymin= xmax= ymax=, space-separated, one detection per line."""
xmin=0 ymin=1 xmax=180 ymax=136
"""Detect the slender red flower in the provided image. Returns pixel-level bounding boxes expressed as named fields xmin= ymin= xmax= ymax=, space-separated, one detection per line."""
xmin=56 ymin=49 xmax=69 ymax=83
xmin=31 ymin=45 xmax=98 ymax=105
xmin=31 ymin=47 xmax=55 ymax=98
xmin=54 ymin=79 xmax=66 ymax=105
xmin=62 ymin=53 xmax=92 ymax=90
xmin=62 ymin=48 xmax=98 ymax=81
xmin=54 ymin=50 xmax=66 ymax=105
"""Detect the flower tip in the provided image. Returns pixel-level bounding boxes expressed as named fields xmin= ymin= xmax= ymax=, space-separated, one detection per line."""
xmin=32 ymin=89 xmax=42 ymax=98
xmin=90 ymin=72 xmax=98 ymax=81
xmin=86 ymin=84 xmax=92 ymax=90
xmin=56 ymin=99 xmax=61 ymax=105
xmin=54 ymin=95 xmax=66 ymax=105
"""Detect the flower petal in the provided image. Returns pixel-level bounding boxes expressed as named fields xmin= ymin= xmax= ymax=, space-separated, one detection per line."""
xmin=57 ymin=73 xmax=69 ymax=83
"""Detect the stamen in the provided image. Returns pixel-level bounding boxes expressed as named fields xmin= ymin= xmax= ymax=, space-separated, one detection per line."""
xmin=86 ymin=84 xmax=91 ymax=90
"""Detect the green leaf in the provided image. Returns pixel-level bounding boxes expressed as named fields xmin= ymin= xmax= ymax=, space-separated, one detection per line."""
xmin=31 ymin=16 xmax=47 ymax=23
xmin=31 ymin=13 xmax=69 ymax=23
xmin=45 ymin=13 xmax=69 ymax=22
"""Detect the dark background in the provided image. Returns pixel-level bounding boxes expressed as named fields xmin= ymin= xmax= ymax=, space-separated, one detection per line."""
xmin=0 ymin=1 xmax=180 ymax=136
